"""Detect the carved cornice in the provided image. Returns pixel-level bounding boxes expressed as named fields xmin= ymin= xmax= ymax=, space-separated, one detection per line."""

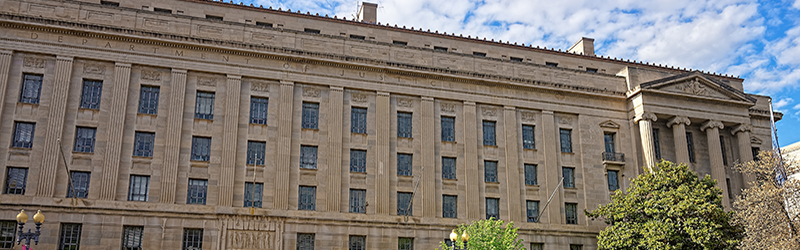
xmin=666 ymin=116 xmax=691 ymax=128
xmin=701 ymin=120 xmax=724 ymax=131
xmin=634 ymin=112 xmax=657 ymax=124
xmin=731 ymin=124 xmax=753 ymax=135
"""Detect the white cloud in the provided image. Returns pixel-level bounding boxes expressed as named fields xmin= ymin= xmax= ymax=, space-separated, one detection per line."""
xmin=774 ymin=98 xmax=793 ymax=109
xmin=794 ymin=0 xmax=800 ymax=9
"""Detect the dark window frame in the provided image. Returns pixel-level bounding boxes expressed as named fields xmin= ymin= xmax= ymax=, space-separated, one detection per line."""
xmin=128 ymin=175 xmax=149 ymax=201
xmin=560 ymin=129 xmax=572 ymax=153
xmin=565 ymin=203 xmax=578 ymax=224
xmin=397 ymin=112 xmax=413 ymax=138
xmin=397 ymin=192 xmax=413 ymax=216
xmin=443 ymin=195 xmax=457 ymax=218
xmin=607 ymin=170 xmax=619 ymax=191
xmin=563 ymin=167 xmax=575 ymax=188
xmin=522 ymin=125 xmax=535 ymax=149
xmin=12 ymin=122 xmax=35 ymax=148
xmin=482 ymin=120 xmax=496 ymax=146
xmin=349 ymin=235 xmax=366 ymax=250
xmin=526 ymin=200 xmax=540 ymax=222
xmin=484 ymin=161 xmax=498 ymax=183
xmin=19 ymin=74 xmax=43 ymax=104
xmin=300 ymin=145 xmax=318 ymax=169
xmin=246 ymin=141 xmax=266 ymax=165
xmin=302 ymin=102 xmax=319 ymax=129
xmin=138 ymin=86 xmax=160 ymax=115
xmin=524 ymin=164 xmax=537 ymax=185
xmin=67 ymin=171 xmax=91 ymax=198
xmin=186 ymin=178 xmax=208 ymax=205
xmin=442 ymin=157 xmax=456 ymax=180
xmin=182 ymin=228 xmax=204 ymax=250
xmin=244 ymin=182 xmax=263 ymax=208
xmin=249 ymin=97 xmax=268 ymax=125
xmin=190 ymin=136 xmax=211 ymax=162
xmin=0 ymin=221 xmax=17 ymax=248
xmin=194 ymin=91 xmax=215 ymax=120
xmin=298 ymin=186 xmax=316 ymax=210
xmin=441 ymin=116 xmax=455 ymax=142
xmin=397 ymin=153 xmax=412 ymax=176
xmin=58 ymin=223 xmax=82 ymax=250
xmin=3 ymin=167 xmax=27 ymax=195
xmin=122 ymin=225 xmax=144 ymax=250
xmin=79 ymin=79 xmax=103 ymax=110
xmin=133 ymin=131 xmax=155 ymax=157
xmin=351 ymin=107 xmax=367 ymax=134
xmin=350 ymin=149 xmax=367 ymax=173
xmin=486 ymin=197 xmax=499 ymax=219
xmin=349 ymin=189 xmax=366 ymax=213
xmin=73 ymin=127 xmax=97 ymax=153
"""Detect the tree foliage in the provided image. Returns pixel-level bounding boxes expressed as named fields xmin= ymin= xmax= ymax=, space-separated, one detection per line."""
xmin=437 ymin=218 xmax=525 ymax=250
xmin=586 ymin=160 xmax=742 ymax=250
xmin=732 ymin=151 xmax=800 ymax=250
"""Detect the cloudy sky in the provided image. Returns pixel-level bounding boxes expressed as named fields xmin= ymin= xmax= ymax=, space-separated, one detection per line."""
xmin=245 ymin=0 xmax=800 ymax=147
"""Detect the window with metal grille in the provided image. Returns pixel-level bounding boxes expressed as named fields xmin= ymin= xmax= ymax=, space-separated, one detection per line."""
xmin=522 ymin=125 xmax=535 ymax=149
xmin=191 ymin=137 xmax=211 ymax=162
xmin=349 ymin=235 xmax=366 ymax=250
xmin=302 ymin=102 xmax=319 ymax=129
xmin=563 ymin=167 xmax=575 ymax=188
xmin=79 ymin=79 xmax=103 ymax=109
xmin=524 ymin=164 xmax=537 ymax=185
xmin=20 ymin=74 xmax=42 ymax=104
xmin=434 ymin=46 xmax=448 ymax=52
xmin=608 ymin=170 xmax=619 ymax=191
xmin=73 ymin=127 xmax=97 ymax=153
xmin=398 ymin=237 xmax=414 ymax=250
xmin=299 ymin=186 xmax=316 ymax=210
xmin=397 ymin=192 xmax=412 ymax=216
xmin=297 ymin=233 xmax=315 ymax=250
xmin=249 ymin=97 xmax=268 ymax=125
xmin=244 ymin=182 xmax=263 ymax=208
xmin=441 ymin=116 xmax=455 ymax=142
xmin=483 ymin=121 xmax=496 ymax=146
xmin=122 ymin=226 xmax=144 ymax=250
xmin=12 ymin=122 xmax=35 ymax=148
xmin=0 ymin=221 xmax=16 ymax=248
xmin=443 ymin=195 xmax=457 ymax=218
xmin=570 ymin=244 xmax=583 ymax=250
xmin=194 ymin=92 xmax=214 ymax=120
xmin=397 ymin=112 xmax=413 ymax=138
xmin=530 ymin=243 xmax=544 ymax=250
xmin=182 ymin=228 xmax=203 ymax=250
xmin=128 ymin=175 xmax=149 ymax=201
xmin=442 ymin=157 xmax=456 ymax=180
xmin=604 ymin=132 xmax=616 ymax=153
xmin=246 ymin=141 xmax=266 ymax=165
xmin=720 ymin=136 xmax=728 ymax=165
xmin=67 ymin=171 xmax=90 ymax=198
xmin=138 ymin=86 xmax=159 ymax=114
xmin=133 ymin=132 xmax=155 ymax=157
xmin=300 ymin=146 xmax=318 ymax=169
xmin=186 ymin=179 xmax=207 ymax=205
xmin=58 ymin=223 xmax=82 ymax=250
xmin=205 ymin=15 xmax=223 ymax=21
xmin=653 ymin=128 xmax=661 ymax=159
xmin=397 ymin=153 xmax=412 ymax=176
xmin=486 ymin=198 xmax=499 ymax=219
xmin=560 ymin=129 xmax=572 ymax=153
xmin=4 ymin=167 xmax=27 ymax=195
xmin=351 ymin=107 xmax=367 ymax=134
xmin=349 ymin=189 xmax=366 ymax=213
xmin=527 ymin=200 xmax=540 ymax=222
xmin=752 ymin=147 xmax=761 ymax=161
xmin=687 ymin=132 xmax=695 ymax=162
xmin=565 ymin=203 xmax=578 ymax=224
xmin=484 ymin=161 xmax=497 ymax=182
xmin=350 ymin=149 xmax=367 ymax=173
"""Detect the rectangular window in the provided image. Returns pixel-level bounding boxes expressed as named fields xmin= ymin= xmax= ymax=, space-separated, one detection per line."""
xmin=526 ymin=200 xmax=540 ymax=222
xmin=687 ymin=132 xmax=695 ymax=162
xmin=473 ymin=51 xmax=486 ymax=57
xmin=483 ymin=121 xmax=496 ymax=146
xmin=0 ymin=221 xmax=16 ymax=248
xmin=302 ymin=102 xmax=319 ymax=129
xmin=727 ymin=178 xmax=733 ymax=197
xmin=563 ymin=167 xmax=575 ymax=188
xmin=303 ymin=28 xmax=321 ymax=34
xmin=349 ymin=235 xmax=366 ymax=250
xmin=244 ymin=182 xmax=263 ymax=208
xmin=484 ymin=161 xmax=498 ymax=182
xmin=443 ymin=195 xmax=457 ymax=218
xmin=194 ymin=92 xmax=215 ymax=120
xmin=133 ymin=132 xmax=155 ymax=157
xmin=522 ymin=125 xmax=535 ymax=149
xmin=122 ymin=226 xmax=144 ymax=250
xmin=486 ymin=198 xmax=499 ymax=219
xmin=441 ymin=116 xmax=455 ymax=142
xmin=138 ymin=86 xmax=160 ymax=115
xmin=20 ymin=74 xmax=42 ymax=104
xmin=182 ymin=228 xmax=203 ymax=250
xmin=752 ymin=147 xmax=761 ymax=161
xmin=3 ymin=167 xmax=27 ymax=195
xmin=297 ymin=233 xmax=315 ymax=250
xmin=246 ymin=141 xmax=266 ymax=165
xmin=300 ymin=145 xmax=318 ymax=169
xmin=351 ymin=107 xmax=367 ymax=134
xmin=510 ymin=57 xmax=523 ymax=62
xmin=570 ymin=244 xmax=583 ymax=250
xmin=128 ymin=175 xmax=149 ymax=201
xmin=398 ymin=237 xmax=414 ymax=250
xmin=100 ymin=1 xmax=120 ymax=7
xmin=67 ymin=171 xmax=90 ymax=198
xmin=393 ymin=40 xmax=408 ymax=46
xmin=565 ymin=203 xmax=578 ymax=224
xmin=608 ymin=170 xmax=619 ymax=191
xmin=560 ymin=129 xmax=572 ymax=153
xmin=545 ymin=62 xmax=558 ymax=67
xmin=350 ymin=34 xmax=366 ymax=40
xmin=205 ymin=14 xmax=223 ymax=21
xmin=397 ymin=112 xmax=413 ymax=138
xmin=58 ymin=223 xmax=82 ymax=250
xmin=604 ymin=132 xmax=616 ymax=153
xmin=442 ymin=157 xmax=456 ymax=180
xmin=191 ymin=137 xmax=211 ymax=162
xmin=530 ymin=243 xmax=544 ymax=250
xmin=74 ymin=127 xmax=97 ymax=153
xmin=153 ymin=7 xmax=171 ymax=14
xmin=720 ymin=136 xmax=728 ymax=165
xmin=349 ymin=189 xmax=366 ymax=213
xmin=433 ymin=46 xmax=448 ymax=52
xmin=397 ymin=153 xmax=412 ymax=176
xmin=653 ymin=128 xmax=661 ymax=160
xmin=299 ymin=186 xmax=316 ymax=210
xmin=79 ymin=79 xmax=103 ymax=109
xmin=186 ymin=179 xmax=208 ymax=205
xmin=524 ymin=164 xmax=537 ymax=185
xmin=586 ymin=68 xmax=598 ymax=73
xmin=249 ymin=97 xmax=268 ymax=125
xmin=350 ymin=149 xmax=367 ymax=173
xmin=12 ymin=122 xmax=35 ymax=148
xmin=256 ymin=21 xmax=272 ymax=27
xmin=397 ymin=192 xmax=413 ymax=216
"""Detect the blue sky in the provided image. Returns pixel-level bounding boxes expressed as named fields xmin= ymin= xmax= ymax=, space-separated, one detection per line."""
xmin=244 ymin=0 xmax=800 ymax=147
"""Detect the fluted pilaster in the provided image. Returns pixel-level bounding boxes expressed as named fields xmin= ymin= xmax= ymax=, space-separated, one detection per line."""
xmin=98 ymin=63 xmax=132 ymax=200
xmin=218 ymin=75 xmax=242 ymax=207
xmin=374 ymin=92 xmax=391 ymax=214
xmin=635 ymin=112 xmax=658 ymax=172
xmin=325 ymin=86 xmax=344 ymax=212
xmin=274 ymin=80 xmax=295 ymax=210
xmin=420 ymin=97 xmax=436 ymax=217
xmin=502 ymin=106 xmax=522 ymax=222
xmin=36 ymin=56 xmax=73 ymax=197
xmin=732 ymin=124 xmax=756 ymax=187
xmin=0 ymin=50 xmax=12 ymax=120
xmin=463 ymin=101 xmax=480 ymax=220
xmin=542 ymin=110 xmax=561 ymax=224
xmin=702 ymin=120 xmax=730 ymax=207
xmin=667 ymin=116 xmax=691 ymax=165
xmin=159 ymin=69 xmax=187 ymax=204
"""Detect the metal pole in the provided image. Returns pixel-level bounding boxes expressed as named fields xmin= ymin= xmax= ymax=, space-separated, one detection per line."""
xmin=404 ymin=166 xmax=424 ymax=222
xmin=535 ymin=177 xmax=564 ymax=223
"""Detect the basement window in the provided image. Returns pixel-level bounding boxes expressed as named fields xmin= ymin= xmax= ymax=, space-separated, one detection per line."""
xmin=304 ymin=28 xmax=321 ymax=34
xmin=545 ymin=62 xmax=558 ymax=67
xmin=393 ymin=40 xmax=408 ymax=46
xmin=434 ymin=46 xmax=448 ymax=52
xmin=256 ymin=22 xmax=273 ymax=27
xmin=100 ymin=1 xmax=119 ymax=7
xmin=586 ymin=68 xmax=598 ymax=73
xmin=205 ymin=15 xmax=223 ymax=21
xmin=473 ymin=52 xmax=487 ymax=57
xmin=510 ymin=57 xmax=523 ymax=62
xmin=154 ymin=8 xmax=172 ymax=14
xmin=350 ymin=34 xmax=366 ymax=40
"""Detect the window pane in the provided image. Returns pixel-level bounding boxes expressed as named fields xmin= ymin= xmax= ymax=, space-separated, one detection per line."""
xmin=74 ymin=127 xmax=97 ymax=153
xmin=300 ymin=146 xmax=318 ymax=169
xmin=486 ymin=198 xmax=499 ymax=219
xmin=182 ymin=228 xmax=203 ymax=250
xmin=443 ymin=195 xmax=457 ymax=218
xmin=350 ymin=150 xmax=367 ymax=173
xmin=687 ymin=132 xmax=695 ymax=162
xmin=397 ymin=153 xmax=412 ymax=176
xmin=570 ymin=245 xmax=583 ymax=250
xmin=522 ymin=125 xmax=535 ymax=149
xmin=349 ymin=235 xmax=366 ymax=250
xmin=247 ymin=141 xmax=266 ymax=165
xmin=527 ymin=200 xmax=540 ymax=222
xmin=397 ymin=192 xmax=412 ymax=216
xmin=0 ymin=221 xmax=17 ymax=248
xmin=653 ymin=128 xmax=661 ymax=159
xmin=4 ymin=167 xmax=28 ymax=195
xmin=484 ymin=161 xmax=497 ymax=182
xmin=128 ymin=175 xmax=150 ymax=201
xmin=122 ymin=226 xmax=144 ymax=250
xmin=134 ymin=132 xmax=155 ymax=157
xmin=80 ymin=79 xmax=103 ymax=109
xmin=59 ymin=223 xmax=82 ymax=250
xmin=483 ymin=121 xmax=496 ymax=146
xmin=67 ymin=171 xmax=90 ymax=198
xmin=524 ymin=164 xmax=537 ymax=185
xmin=351 ymin=107 xmax=367 ymax=134
xmin=397 ymin=112 xmax=412 ymax=138
xmin=608 ymin=170 xmax=619 ymax=191
xmin=530 ymin=243 xmax=544 ymax=250
xmin=720 ymin=136 xmax=728 ymax=166
xmin=302 ymin=103 xmax=319 ymax=129
xmin=563 ymin=167 xmax=575 ymax=188
xmin=20 ymin=74 xmax=42 ymax=104
xmin=194 ymin=92 xmax=214 ymax=120
xmin=299 ymin=186 xmax=316 ymax=210
xmin=441 ymin=117 xmax=455 ymax=142
xmin=349 ymin=189 xmax=366 ymax=213
xmin=138 ymin=86 xmax=160 ymax=115
xmin=297 ymin=233 xmax=315 ymax=250
xmin=442 ymin=157 xmax=456 ymax=179
xmin=249 ymin=97 xmax=268 ymax=125
xmin=604 ymin=133 xmax=615 ymax=153
xmin=12 ymin=122 xmax=35 ymax=148
xmin=560 ymin=129 xmax=572 ymax=153
xmin=398 ymin=237 xmax=414 ymax=250
xmin=191 ymin=137 xmax=211 ymax=161
xmin=186 ymin=179 xmax=208 ymax=205
xmin=244 ymin=182 xmax=263 ymax=208
xmin=565 ymin=203 xmax=578 ymax=224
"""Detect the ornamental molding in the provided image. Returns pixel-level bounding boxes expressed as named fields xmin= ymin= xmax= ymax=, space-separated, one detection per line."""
xmin=751 ymin=136 xmax=763 ymax=144
xmin=481 ymin=107 xmax=497 ymax=117
xmin=83 ymin=62 xmax=105 ymax=75
xmin=599 ymin=120 xmax=620 ymax=129
xmin=23 ymin=57 xmax=45 ymax=68
xmin=197 ymin=76 xmax=217 ymax=87
xmin=731 ymin=124 xmax=753 ymax=135
xmin=677 ymin=79 xmax=709 ymax=96
xmin=634 ymin=112 xmax=657 ymax=124
xmin=250 ymin=81 xmax=269 ymax=93
xmin=666 ymin=116 xmax=691 ymax=128
xmin=558 ymin=116 xmax=573 ymax=125
xmin=440 ymin=102 xmax=456 ymax=114
xmin=701 ymin=120 xmax=724 ymax=131
xmin=140 ymin=69 xmax=162 ymax=82
xmin=520 ymin=111 xmax=536 ymax=122
xmin=219 ymin=215 xmax=284 ymax=250
xmin=302 ymin=87 xmax=320 ymax=98
xmin=351 ymin=92 xmax=367 ymax=103
xmin=397 ymin=98 xmax=413 ymax=108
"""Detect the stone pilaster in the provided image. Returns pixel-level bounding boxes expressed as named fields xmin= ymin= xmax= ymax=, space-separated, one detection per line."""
xmin=463 ymin=101 xmax=480 ymax=220
xmin=36 ymin=56 xmax=73 ymax=197
xmin=635 ymin=112 xmax=658 ymax=172
xmin=0 ymin=50 xmax=12 ymax=119
xmin=420 ymin=97 xmax=436 ymax=217
xmin=325 ymin=86 xmax=344 ymax=212
xmin=541 ymin=110 xmax=561 ymax=224
xmin=98 ymin=63 xmax=132 ymax=200
xmin=218 ymin=75 xmax=242 ymax=207
xmin=375 ymin=92 xmax=391 ymax=215
xmin=732 ymin=124 xmax=756 ymax=187
xmin=702 ymin=120 xmax=730 ymax=207
xmin=274 ymin=80 xmax=295 ymax=210
xmin=159 ymin=69 xmax=187 ymax=204
xmin=502 ymin=106 xmax=522 ymax=222
xmin=667 ymin=116 xmax=691 ymax=165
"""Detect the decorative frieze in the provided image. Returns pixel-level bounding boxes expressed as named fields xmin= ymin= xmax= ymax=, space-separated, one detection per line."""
xmin=440 ymin=102 xmax=456 ymax=114
xmin=559 ymin=116 xmax=573 ymax=125
xmin=83 ymin=62 xmax=105 ymax=75
xmin=303 ymin=87 xmax=320 ymax=98
xmin=678 ymin=79 xmax=709 ymax=96
xmin=351 ymin=92 xmax=367 ymax=103
xmin=481 ymin=107 xmax=497 ymax=117
xmin=141 ymin=70 xmax=162 ymax=81
xmin=251 ymin=81 xmax=269 ymax=93
xmin=397 ymin=98 xmax=413 ymax=108
xmin=197 ymin=76 xmax=217 ymax=87
xmin=23 ymin=57 xmax=45 ymax=68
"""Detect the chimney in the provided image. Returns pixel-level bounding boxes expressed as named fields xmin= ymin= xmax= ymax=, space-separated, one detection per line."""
xmin=567 ymin=37 xmax=595 ymax=56
xmin=357 ymin=2 xmax=378 ymax=23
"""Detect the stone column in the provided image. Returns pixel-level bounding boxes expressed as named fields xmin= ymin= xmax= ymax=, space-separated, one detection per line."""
xmin=732 ymin=124 xmax=756 ymax=187
xmin=374 ymin=92 xmax=391 ymax=214
xmin=702 ymin=120 xmax=730 ymax=207
xmin=325 ymin=86 xmax=344 ymax=212
xmin=667 ymin=116 xmax=691 ymax=165
xmin=541 ymin=110 xmax=561 ymax=224
xmin=635 ymin=112 xmax=658 ymax=172
xmin=36 ymin=56 xmax=73 ymax=197
xmin=98 ymin=63 xmax=132 ymax=200
xmin=274 ymin=80 xmax=295 ymax=210
xmin=463 ymin=101 xmax=480 ymax=220
xmin=420 ymin=97 xmax=436 ymax=217
xmin=159 ymin=69 xmax=187 ymax=204
xmin=0 ymin=50 xmax=12 ymax=119
xmin=218 ymin=75 xmax=242 ymax=207
xmin=502 ymin=106 xmax=523 ymax=222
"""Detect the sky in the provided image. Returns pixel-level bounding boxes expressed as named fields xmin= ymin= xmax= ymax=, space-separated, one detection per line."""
xmin=243 ymin=0 xmax=800 ymax=147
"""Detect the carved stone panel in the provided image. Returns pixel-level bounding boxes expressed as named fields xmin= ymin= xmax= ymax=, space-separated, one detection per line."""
xmin=520 ymin=111 xmax=535 ymax=123
xmin=23 ymin=57 xmax=45 ymax=68
xmin=351 ymin=92 xmax=367 ymax=103
xmin=83 ymin=62 xmax=105 ymax=75
xmin=227 ymin=230 xmax=276 ymax=250
xmin=141 ymin=70 xmax=162 ymax=82
xmin=219 ymin=216 xmax=284 ymax=250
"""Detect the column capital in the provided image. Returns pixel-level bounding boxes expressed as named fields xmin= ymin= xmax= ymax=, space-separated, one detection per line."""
xmin=114 ymin=62 xmax=132 ymax=68
xmin=0 ymin=50 xmax=12 ymax=55
xmin=56 ymin=55 xmax=74 ymax=62
xmin=666 ymin=116 xmax=691 ymax=128
xmin=226 ymin=74 xmax=242 ymax=79
xmin=731 ymin=124 xmax=753 ymax=135
xmin=634 ymin=112 xmax=657 ymax=124
xmin=701 ymin=120 xmax=724 ymax=131
xmin=377 ymin=91 xmax=390 ymax=97
xmin=504 ymin=106 xmax=516 ymax=111
xmin=463 ymin=101 xmax=476 ymax=106
xmin=329 ymin=86 xmax=344 ymax=92
xmin=171 ymin=68 xmax=188 ymax=74
xmin=421 ymin=96 xmax=434 ymax=101
xmin=279 ymin=80 xmax=294 ymax=86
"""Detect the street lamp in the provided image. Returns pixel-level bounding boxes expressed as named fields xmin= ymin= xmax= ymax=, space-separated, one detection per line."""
xmin=16 ymin=210 xmax=44 ymax=250
xmin=449 ymin=229 xmax=469 ymax=250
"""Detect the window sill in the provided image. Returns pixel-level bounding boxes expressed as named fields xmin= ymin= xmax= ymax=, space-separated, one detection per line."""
xmin=523 ymin=148 xmax=537 ymax=151
xmin=194 ymin=117 xmax=213 ymax=121
xmin=132 ymin=157 xmax=153 ymax=164
xmin=78 ymin=107 xmax=99 ymax=112
xmin=351 ymin=132 xmax=367 ymax=135
xmin=302 ymin=128 xmax=319 ymax=131
xmin=137 ymin=112 xmax=158 ymax=117
xmin=72 ymin=152 xmax=94 ymax=158
xmin=300 ymin=167 xmax=318 ymax=171
xmin=485 ymin=181 xmax=500 ymax=184
xmin=18 ymin=102 xmax=39 ymax=107
xmin=441 ymin=140 xmax=457 ymax=144
xmin=249 ymin=122 xmax=268 ymax=126
xmin=524 ymin=184 xmax=540 ymax=187
xmin=9 ymin=147 xmax=32 ymax=153
xmin=190 ymin=161 xmax=208 ymax=168
xmin=483 ymin=144 xmax=498 ymax=148
xmin=561 ymin=151 xmax=575 ymax=155
xmin=350 ymin=171 xmax=367 ymax=175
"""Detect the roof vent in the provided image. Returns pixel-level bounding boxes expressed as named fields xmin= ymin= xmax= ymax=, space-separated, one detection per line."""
xmin=357 ymin=2 xmax=378 ymax=23
xmin=568 ymin=37 xmax=595 ymax=56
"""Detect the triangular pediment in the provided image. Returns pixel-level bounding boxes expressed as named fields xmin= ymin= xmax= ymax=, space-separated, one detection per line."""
xmin=641 ymin=72 xmax=755 ymax=104
xmin=599 ymin=120 xmax=620 ymax=129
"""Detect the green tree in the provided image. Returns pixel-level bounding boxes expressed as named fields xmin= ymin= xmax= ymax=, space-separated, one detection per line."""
xmin=586 ymin=160 xmax=742 ymax=250
xmin=437 ymin=218 xmax=525 ymax=250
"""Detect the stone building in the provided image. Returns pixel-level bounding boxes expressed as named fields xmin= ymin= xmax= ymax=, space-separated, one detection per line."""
xmin=0 ymin=0 xmax=779 ymax=249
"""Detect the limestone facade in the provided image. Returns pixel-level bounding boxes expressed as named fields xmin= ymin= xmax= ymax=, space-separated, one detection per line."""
xmin=0 ymin=0 xmax=779 ymax=249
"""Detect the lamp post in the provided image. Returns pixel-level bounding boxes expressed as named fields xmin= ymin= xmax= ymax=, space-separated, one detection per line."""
xmin=16 ymin=210 xmax=44 ymax=250
xmin=449 ymin=229 xmax=469 ymax=250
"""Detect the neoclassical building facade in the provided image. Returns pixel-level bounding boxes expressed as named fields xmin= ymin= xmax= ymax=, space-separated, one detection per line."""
xmin=0 ymin=0 xmax=779 ymax=249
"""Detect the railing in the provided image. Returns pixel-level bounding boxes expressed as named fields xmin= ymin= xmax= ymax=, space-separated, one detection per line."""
xmin=602 ymin=152 xmax=625 ymax=162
